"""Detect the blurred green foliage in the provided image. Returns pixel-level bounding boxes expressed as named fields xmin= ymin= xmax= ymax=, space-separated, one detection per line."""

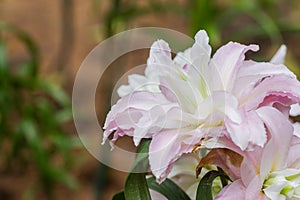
xmin=189 ymin=0 xmax=284 ymax=46
xmin=103 ymin=0 xmax=300 ymax=49
xmin=0 ymin=23 xmax=76 ymax=199
xmin=100 ymin=0 xmax=300 ymax=85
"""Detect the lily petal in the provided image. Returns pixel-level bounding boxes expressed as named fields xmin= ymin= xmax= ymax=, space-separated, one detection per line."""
xmin=103 ymin=91 xmax=177 ymax=145
xmin=270 ymin=45 xmax=287 ymax=65
xmin=149 ymin=129 xmax=203 ymax=183
xmin=241 ymin=75 xmax=300 ymax=111
xmin=149 ymin=130 xmax=182 ymax=183
xmin=225 ymin=109 xmax=266 ymax=150
xmin=209 ymin=42 xmax=259 ymax=91
xmin=245 ymin=175 xmax=265 ymax=200
xmin=290 ymin=103 xmax=300 ymax=117
xmin=214 ymin=180 xmax=246 ymax=200
xmin=257 ymin=107 xmax=293 ymax=179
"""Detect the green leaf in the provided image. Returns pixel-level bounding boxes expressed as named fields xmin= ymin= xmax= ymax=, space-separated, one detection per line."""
xmin=217 ymin=167 xmax=229 ymax=188
xmin=125 ymin=173 xmax=151 ymax=200
xmin=130 ymin=139 xmax=151 ymax=172
xmin=0 ymin=40 xmax=8 ymax=69
xmin=112 ymin=191 xmax=125 ymax=200
xmin=196 ymin=170 xmax=230 ymax=200
xmin=40 ymin=81 xmax=70 ymax=106
xmin=124 ymin=139 xmax=151 ymax=200
xmin=147 ymin=176 xmax=191 ymax=200
xmin=0 ymin=22 xmax=40 ymax=76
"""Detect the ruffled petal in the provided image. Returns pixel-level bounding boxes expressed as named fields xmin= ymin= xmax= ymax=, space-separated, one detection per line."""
xmin=240 ymin=75 xmax=300 ymax=111
xmin=147 ymin=39 xmax=172 ymax=66
xmin=234 ymin=60 xmax=296 ymax=100
xmin=149 ymin=129 xmax=203 ymax=183
xmin=209 ymin=42 xmax=259 ymax=91
xmin=117 ymin=74 xmax=160 ymax=97
xmin=225 ymin=109 xmax=266 ymax=150
xmin=103 ymin=91 xmax=177 ymax=146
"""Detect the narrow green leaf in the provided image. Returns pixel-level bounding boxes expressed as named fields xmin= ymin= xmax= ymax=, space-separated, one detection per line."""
xmin=40 ymin=81 xmax=70 ymax=106
xmin=112 ymin=191 xmax=125 ymax=200
xmin=0 ymin=22 xmax=40 ymax=76
xmin=125 ymin=173 xmax=151 ymax=200
xmin=0 ymin=40 xmax=8 ymax=69
xmin=147 ymin=176 xmax=191 ymax=200
xmin=124 ymin=139 xmax=151 ymax=200
xmin=196 ymin=170 xmax=230 ymax=200
xmin=130 ymin=139 xmax=151 ymax=172
xmin=217 ymin=167 xmax=229 ymax=188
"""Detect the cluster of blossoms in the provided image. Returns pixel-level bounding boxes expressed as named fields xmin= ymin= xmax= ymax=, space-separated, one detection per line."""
xmin=103 ymin=30 xmax=300 ymax=200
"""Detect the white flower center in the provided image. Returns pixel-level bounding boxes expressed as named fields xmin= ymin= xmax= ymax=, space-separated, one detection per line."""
xmin=263 ymin=169 xmax=300 ymax=200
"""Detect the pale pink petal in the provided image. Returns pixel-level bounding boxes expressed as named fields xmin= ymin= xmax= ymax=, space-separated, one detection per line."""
xmin=133 ymin=105 xmax=167 ymax=145
xmin=238 ymin=60 xmax=295 ymax=80
xmin=287 ymin=136 xmax=300 ymax=168
xmin=270 ymin=45 xmax=287 ymax=65
xmin=241 ymin=75 xmax=300 ymax=111
xmin=214 ymin=180 xmax=246 ymax=200
xmin=242 ymin=144 xmax=264 ymax=173
xmin=117 ymin=74 xmax=161 ymax=97
xmin=209 ymin=42 xmax=259 ymax=91
xmin=257 ymin=107 xmax=293 ymax=178
xmin=149 ymin=129 xmax=203 ymax=183
xmin=234 ymin=60 xmax=296 ymax=99
xmin=150 ymin=189 xmax=167 ymax=200
xmin=293 ymin=122 xmax=300 ymax=138
xmin=192 ymin=30 xmax=212 ymax=63
xmin=168 ymin=153 xmax=200 ymax=178
xmin=145 ymin=39 xmax=177 ymax=82
xmin=173 ymin=47 xmax=192 ymax=68
xmin=159 ymin=75 xmax=204 ymax=114
xmin=175 ymin=30 xmax=211 ymax=75
xmin=149 ymin=130 xmax=181 ymax=183
xmin=196 ymin=91 xmax=241 ymax=124
xmin=241 ymin=155 xmax=258 ymax=186
xmin=188 ymin=30 xmax=212 ymax=87
xmin=245 ymin=175 xmax=264 ymax=200
xmin=103 ymin=91 xmax=177 ymax=145
xmin=147 ymin=39 xmax=172 ymax=66
xmin=290 ymin=103 xmax=300 ymax=116
xmin=167 ymin=154 xmax=200 ymax=200
xmin=203 ymin=136 xmax=243 ymax=155
xmin=225 ymin=109 xmax=266 ymax=150
xmin=259 ymin=94 xmax=295 ymax=117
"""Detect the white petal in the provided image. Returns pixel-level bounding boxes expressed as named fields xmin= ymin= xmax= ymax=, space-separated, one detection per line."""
xmin=290 ymin=103 xmax=300 ymax=117
xmin=270 ymin=45 xmax=287 ymax=65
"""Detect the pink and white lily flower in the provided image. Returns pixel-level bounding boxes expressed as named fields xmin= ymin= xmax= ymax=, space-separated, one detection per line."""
xmin=215 ymin=107 xmax=300 ymax=200
xmin=103 ymin=30 xmax=300 ymax=182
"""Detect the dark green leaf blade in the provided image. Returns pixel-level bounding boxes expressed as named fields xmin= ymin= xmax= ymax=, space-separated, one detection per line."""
xmin=124 ymin=139 xmax=151 ymax=200
xmin=112 ymin=191 xmax=125 ymax=200
xmin=147 ymin=176 xmax=191 ymax=200
xmin=125 ymin=173 xmax=151 ymax=200
xmin=196 ymin=170 xmax=230 ymax=200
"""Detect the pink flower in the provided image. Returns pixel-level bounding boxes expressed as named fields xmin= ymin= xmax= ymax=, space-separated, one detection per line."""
xmin=103 ymin=30 xmax=300 ymax=182
xmin=215 ymin=107 xmax=300 ymax=200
